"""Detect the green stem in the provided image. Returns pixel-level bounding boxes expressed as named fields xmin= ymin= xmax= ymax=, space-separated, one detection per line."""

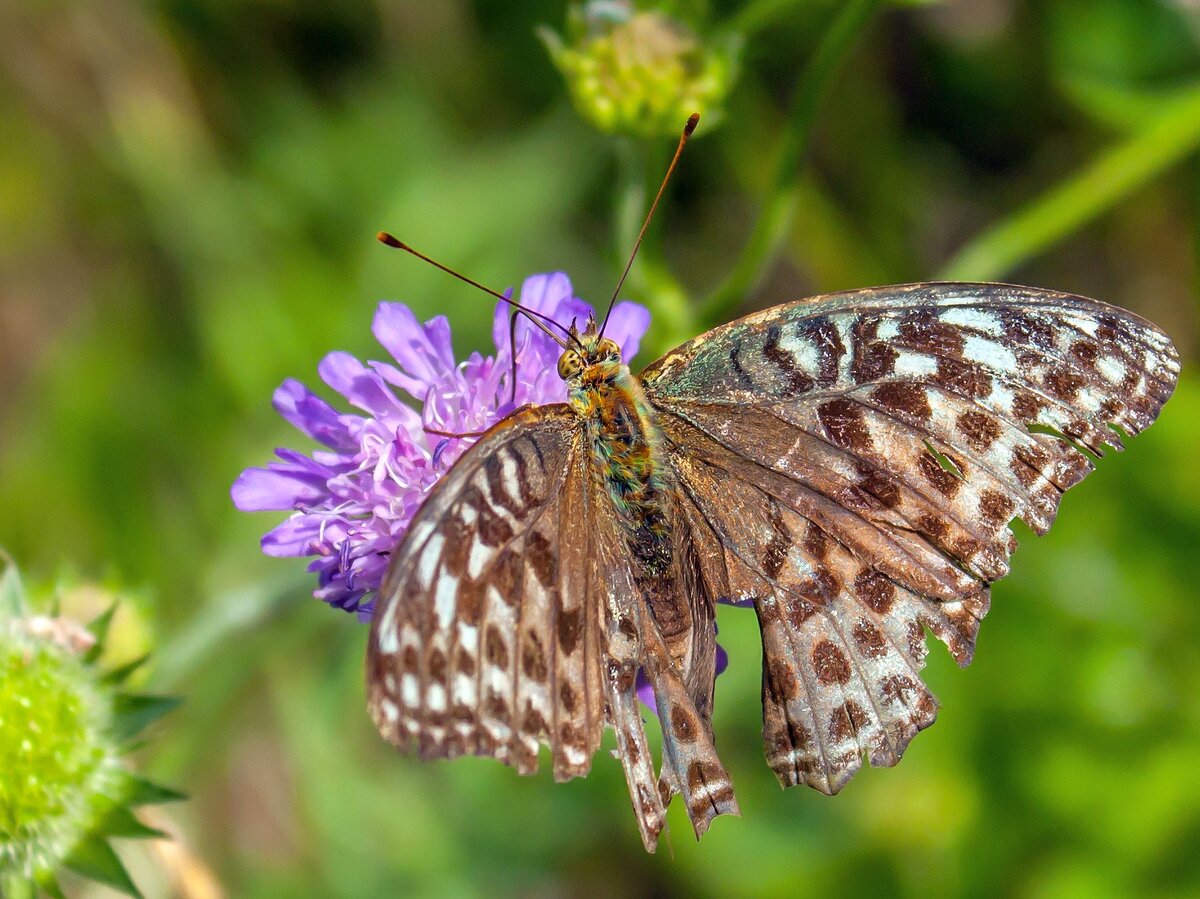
xmin=701 ymin=0 xmax=883 ymax=323
xmin=939 ymin=83 xmax=1200 ymax=282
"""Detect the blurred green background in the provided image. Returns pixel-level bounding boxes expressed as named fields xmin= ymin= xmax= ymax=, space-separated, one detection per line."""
xmin=2 ymin=0 xmax=1199 ymax=896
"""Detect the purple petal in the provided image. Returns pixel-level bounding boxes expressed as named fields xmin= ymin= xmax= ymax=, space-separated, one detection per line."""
xmin=231 ymin=465 xmax=328 ymax=512
xmin=261 ymin=514 xmax=325 ymax=557
xmin=318 ymin=352 xmax=421 ymax=433
xmin=373 ymin=303 xmax=456 ymax=393
xmin=271 ymin=379 xmax=357 ymax=452
xmin=603 ymin=301 xmax=652 ymax=362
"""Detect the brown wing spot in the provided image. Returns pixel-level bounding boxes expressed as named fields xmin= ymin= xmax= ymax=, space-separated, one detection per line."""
xmin=402 ymin=645 xmax=420 ymax=674
xmin=1045 ymin=366 xmax=1085 ymax=401
xmin=899 ymin=311 xmax=966 ymax=356
xmin=854 ymin=569 xmax=896 ymax=614
xmin=670 ymin=705 xmax=698 ymax=743
xmin=522 ymin=705 xmax=548 ymax=737
xmin=1000 ymin=310 xmax=1055 ymax=349
xmin=428 ymin=649 xmax=448 ymax=685
xmin=934 ymin=357 xmax=993 ymax=400
xmin=440 ymin=514 xmax=472 ymax=577
xmin=763 ymin=499 xmax=792 ymax=579
xmin=800 ymin=569 xmax=840 ymax=606
xmin=979 ymin=489 xmax=1016 ymax=526
xmin=1012 ymin=391 xmax=1046 ymax=425
xmin=852 ymin=619 xmax=888 ymax=659
xmin=458 ymin=583 xmax=485 ymax=625
xmin=879 ymin=674 xmax=919 ymax=706
xmin=852 ymin=341 xmax=900 ymax=383
xmin=456 ymin=649 xmax=476 ymax=676
xmin=521 ymin=632 xmax=548 ymax=681
xmin=557 ymin=608 xmax=582 ymax=654
xmin=476 ymin=501 xmax=515 ymax=548
xmin=872 ymin=381 xmax=932 ymax=422
xmin=486 ymin=689 xmax=510 ymax=720
xmin=829 ymin=699 xmax=869 ymax=742
xmin=786 ymin=597 xmax=819 ymax=628
xmin=559 ymin=681 xmax=577 ymax=714
xmin=1070 ymin=340 xmax=1099 ymax=366
xmin=485 ymin=625 xmax=509 ymax=668
xmin=917 ymin=513 xmax=950 ymax=539
xmin=818 ymin=398 xmax=874 ymax=451
xmin=804 ymin=522 xmax=830 ymax=560
xmin=957 ymin=409 xmax=1002 ymax=452
xmin=767 ymin=658 xmax=799 ymax=699
xmin=559 ymin=722 xmax=581 ymax=747
xmin=919 ymin=451 xmax=962 ymax=498
xmin=854 ymin=463 xmax=901 ymax=509
xmin=812 ymin=640 xmax=852 ymax=685
xmin=526 ymin=530 xmax=556 ymax=587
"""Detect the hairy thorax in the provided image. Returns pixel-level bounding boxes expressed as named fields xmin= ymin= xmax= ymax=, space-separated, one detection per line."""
xmin=563 ymin=350 xmax=689 ymax=639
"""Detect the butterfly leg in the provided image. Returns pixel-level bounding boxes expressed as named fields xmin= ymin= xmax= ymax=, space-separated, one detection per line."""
xmin=635 ymin=602 xmax=740 ymax=839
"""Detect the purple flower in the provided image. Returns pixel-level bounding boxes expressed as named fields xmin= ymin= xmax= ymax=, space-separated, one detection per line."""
xmin=231 ymin=272 xmax=650 ymax=618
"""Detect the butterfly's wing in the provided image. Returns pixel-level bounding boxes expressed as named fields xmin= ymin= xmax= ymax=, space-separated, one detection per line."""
xmin=367 ymin=405 xmax=607 ymax=783
xmin=366 ymin=403 xmax=726 ymax=850
xmin=641 ymin=282 xmax=1179 ymax=794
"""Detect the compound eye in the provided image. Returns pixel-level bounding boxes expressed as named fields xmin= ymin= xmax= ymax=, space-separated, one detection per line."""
xmin=596 ymin=337 xmax=620 ymax=360
xmin=557 ymin=351 xmax=582 ymax=380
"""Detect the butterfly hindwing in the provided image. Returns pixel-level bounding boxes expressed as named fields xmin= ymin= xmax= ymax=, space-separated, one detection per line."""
xmin=644 ymin=282 xmax=1179 ymax=792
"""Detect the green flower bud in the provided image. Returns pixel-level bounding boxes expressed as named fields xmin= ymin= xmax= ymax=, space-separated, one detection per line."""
xmin=541 ymin=2 xmax=739 ymax=139
xmin=0 ymin=559 xmax=182 ymax=898
xmin=0 ymin=623 xmax=120 ymax=879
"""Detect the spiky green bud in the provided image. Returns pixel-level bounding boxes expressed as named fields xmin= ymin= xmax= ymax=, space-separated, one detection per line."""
xmin=541 ymin=2 xmax=739 ymax=139
xmin=0 ymin=558 xmax=182 ymax=898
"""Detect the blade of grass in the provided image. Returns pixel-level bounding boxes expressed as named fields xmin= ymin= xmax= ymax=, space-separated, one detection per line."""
xmin=939 ymin=83 xmax=1200 ymax=282
xmin=701 ymin=0 xmax=883 ymax=322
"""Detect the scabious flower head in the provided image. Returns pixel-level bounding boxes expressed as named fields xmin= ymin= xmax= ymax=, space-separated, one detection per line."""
xmin=540 ymin=1 xmax=739 ymax=139
xmin=231 ymin=272 xmax=650 ymax=617
xmin=0 ymin=559 xmax=182 ymax=897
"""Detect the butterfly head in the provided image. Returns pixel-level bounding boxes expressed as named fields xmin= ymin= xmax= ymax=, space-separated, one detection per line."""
xmin=556 ymin=320 xmax=623 ymax=388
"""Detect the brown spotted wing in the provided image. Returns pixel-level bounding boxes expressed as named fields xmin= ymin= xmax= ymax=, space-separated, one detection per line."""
xmin=367 ymin=282 xmax=1179 ymax=850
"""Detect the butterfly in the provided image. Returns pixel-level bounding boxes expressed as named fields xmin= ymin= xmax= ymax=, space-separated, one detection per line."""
xmin=365 ymin=275 xmax=1178 ymax=851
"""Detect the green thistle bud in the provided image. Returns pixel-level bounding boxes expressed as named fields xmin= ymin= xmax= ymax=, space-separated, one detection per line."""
xmin=0 ymin=558 xmax=182 ymax=898
xmin=541 ymin=2 xmax=739 ymax=139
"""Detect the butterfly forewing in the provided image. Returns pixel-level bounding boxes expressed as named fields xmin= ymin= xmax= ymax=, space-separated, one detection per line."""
xmin=643 ymin=282 xmax=1179 ymax=792
xmin=367 ymin=406 xmax=606 ymax=779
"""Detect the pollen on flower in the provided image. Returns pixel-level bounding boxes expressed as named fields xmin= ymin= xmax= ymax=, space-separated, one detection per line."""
xmin=232 ymin=272 xmax=651 ymax=617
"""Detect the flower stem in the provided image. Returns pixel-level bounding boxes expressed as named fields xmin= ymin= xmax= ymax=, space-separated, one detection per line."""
xmin=700 ymin=0 xmax=883 ymax=324
xmin=939 ymin=82 xmax=1200 ymax=281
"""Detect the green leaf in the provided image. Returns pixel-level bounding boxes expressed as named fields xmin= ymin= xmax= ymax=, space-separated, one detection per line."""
xmin=112 ymin=693 xmax=182 ymax=741
xmin=101 ymin=654 xmax=150 ymax=686
xmin=83 ymin=604 xmax=118 ymax=663
xmin=97 ymin=805 xmax=167 ymax=840
xmin=122 ymin=774 xmax=188 ymax=805
xmin=64 ymin=836 xmax=143 ymax=898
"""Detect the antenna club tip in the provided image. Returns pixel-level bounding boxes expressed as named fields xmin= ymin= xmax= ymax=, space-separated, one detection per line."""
xmin=684 ymin=112 xmax=700 ymax=135
xmin=377 ymin=231 xmax=404 ymax=249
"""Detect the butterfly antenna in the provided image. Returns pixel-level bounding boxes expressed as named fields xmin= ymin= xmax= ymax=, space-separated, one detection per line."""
xmin=376 ymin=232 xmax=576 ymax=351
xmin=599 ymin=112 xmax=699 ymax=337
